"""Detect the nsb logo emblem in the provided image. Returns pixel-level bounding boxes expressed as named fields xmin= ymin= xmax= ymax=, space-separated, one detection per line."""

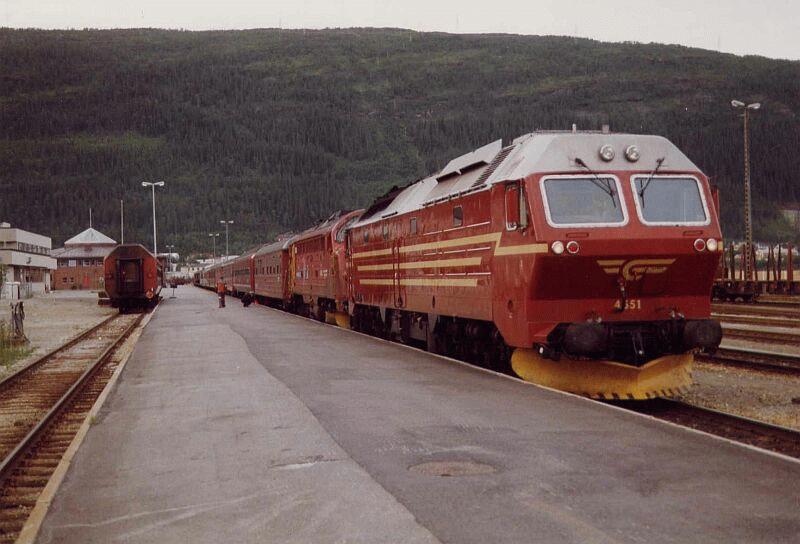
xmin=597 ymin=259 xmax=676 ymax=281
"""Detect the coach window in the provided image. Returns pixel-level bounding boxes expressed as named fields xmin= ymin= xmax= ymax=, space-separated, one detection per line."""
xmin=382 ymin=223 xmax=389 ymax=240
xmin=453 ymin=205 xmax=463 ymax=227
xmin=410 ymin=217 xmax=417 ymax=235
xmin=364 ymin=231 xmax=369 ymax=243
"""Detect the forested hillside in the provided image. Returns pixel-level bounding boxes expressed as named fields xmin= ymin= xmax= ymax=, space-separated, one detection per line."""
xmin=1 ymin=28 xmax=798 ymax=254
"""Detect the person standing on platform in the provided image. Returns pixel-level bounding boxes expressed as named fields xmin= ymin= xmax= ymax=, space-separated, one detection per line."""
xmin=217 ymin=276 xmax=226 ymax=308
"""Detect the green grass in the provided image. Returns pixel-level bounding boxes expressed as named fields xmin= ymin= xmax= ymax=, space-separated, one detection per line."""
xmin=0 ymin=324 xmax=32 ymax=369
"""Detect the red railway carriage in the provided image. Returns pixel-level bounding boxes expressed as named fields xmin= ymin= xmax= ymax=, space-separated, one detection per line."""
xmin=289 ymin=210 xmax=363 ymax=322
xmin=219 ymin=260 xmax=236 ymax=292
xmin=229 ymin=248 xmax=260 ymax=296
xmin=347 ymin=132 xmax=723 ymax=399
xmin=103 ymin=243 xmax=164 ymax=309
xmin=198 ymin=265 xmax=217 ymax=289
xmin=252 ymin=236 xmax=296 ymax=305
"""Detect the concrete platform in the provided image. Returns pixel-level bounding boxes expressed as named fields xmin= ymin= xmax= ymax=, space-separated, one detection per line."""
xmin=38 ymin=287 xmax=800 ymax=543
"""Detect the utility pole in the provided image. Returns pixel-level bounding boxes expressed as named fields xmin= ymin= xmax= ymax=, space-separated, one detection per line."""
xmin=220 ymin=220 xmax=234 ymax=262
xmin=209 ymin=233 xmax=219 ymax=264
xmin=120 ymin=199 xmax=124 ymax=244
xmin=141 ymin=181 xmax=165 ymax=255
xmin=731 ymin=100 xmax=761 ymax=280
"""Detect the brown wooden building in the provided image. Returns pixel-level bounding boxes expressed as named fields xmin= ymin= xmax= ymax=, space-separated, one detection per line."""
xmin=51 ymin=228 xmax=116 ymax=291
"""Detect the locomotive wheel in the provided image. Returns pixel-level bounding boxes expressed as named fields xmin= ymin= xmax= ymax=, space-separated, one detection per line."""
xmin=510 ymin=350 xmax=693 ymax=401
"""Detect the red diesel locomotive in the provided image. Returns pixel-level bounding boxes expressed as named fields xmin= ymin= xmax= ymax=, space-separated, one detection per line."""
xmin=290 ymin=210 xmax=362 ymax=324
xmin=104 ymin=243 xmax=164 ymax=309
xmin=198 ymin=130 xmax=723 ymax=400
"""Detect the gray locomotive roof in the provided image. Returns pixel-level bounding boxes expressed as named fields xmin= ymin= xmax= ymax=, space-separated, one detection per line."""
xmin=352 ymin=131 xmax=701 ymax=227
xmin=254 ymin=235 xmax=297 ymax=256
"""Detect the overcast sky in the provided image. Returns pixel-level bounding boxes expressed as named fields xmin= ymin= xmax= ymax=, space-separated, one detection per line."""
xmin=2 ymin=0 xmax=798 ymax=60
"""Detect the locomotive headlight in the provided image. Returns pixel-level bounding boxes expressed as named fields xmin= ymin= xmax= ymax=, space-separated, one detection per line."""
xmin=551 ymin=241 xmax=565 ymax=255
xmin=706 ymin=238 xmax=718 ymax=252
xmin=693 ymin=238 xmax=707 ymax=252
xmin=624 ymin=145 xmax=640 ymax=162
xmin=566 ymin=240 xmax=580 ymax=254
xmin=599 ymin=144 xmax=615 ymax=162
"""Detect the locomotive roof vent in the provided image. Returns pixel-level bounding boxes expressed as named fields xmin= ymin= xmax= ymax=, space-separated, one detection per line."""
xmin=436 ymin=139 xmax=502 ymax=182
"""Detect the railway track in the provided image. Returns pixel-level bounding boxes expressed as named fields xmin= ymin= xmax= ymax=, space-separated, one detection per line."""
xmin=757 ymin=294 xmax=800 ymax=306
xmin=0 ymin=312 xmax=142 ymax=543
xmin=712 ymin=302 xmax=800 ymax=320
xmin=721 ymin=325 xmax=800 ymax=347
xmin=712 ymin=312 xmax=800 ymax=329
xmin=697 ymin=346 xmax=800 ymax=376
xmin=622 ymin=399 xmax=800 ymax=460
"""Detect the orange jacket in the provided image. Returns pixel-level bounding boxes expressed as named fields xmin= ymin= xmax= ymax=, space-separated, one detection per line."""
xmin=216 ymin=281 xmax=226 ymax=294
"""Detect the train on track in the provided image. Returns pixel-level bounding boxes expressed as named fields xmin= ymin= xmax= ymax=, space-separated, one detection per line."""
xmin=197 ymin=130 xmax=724 ymax=400
xmin=104 ymin=243 xmax=164 ymax=310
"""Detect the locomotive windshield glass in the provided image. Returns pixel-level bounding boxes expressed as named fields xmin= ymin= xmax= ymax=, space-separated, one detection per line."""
xmin=542 ymin=177 xmax=625 ymax=226
xmin=632 ymin=176 xmax=708 ymax=225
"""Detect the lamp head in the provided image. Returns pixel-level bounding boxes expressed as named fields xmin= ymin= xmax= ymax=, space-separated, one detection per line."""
xmin=747 ymin=102 xmax=761 ymax=110
xmin=731 ymin=100 xmax=745 ymax=108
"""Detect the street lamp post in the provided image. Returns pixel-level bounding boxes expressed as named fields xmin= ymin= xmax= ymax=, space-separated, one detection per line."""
xmin=166 ymin=244 xmax=175 ymax=272
xmin=209 ymin=233 xmax=219 ymax=264
xmin=141 ymin=181 xmax=165 ymax=255
xmin=220 ymin=220 xmax=234 ymax=262
xmin=731 ymin=100 xmax=761 ymax=281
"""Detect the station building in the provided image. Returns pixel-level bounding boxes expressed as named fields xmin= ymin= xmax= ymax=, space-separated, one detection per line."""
xmin=0 ymin=222 xmax=57 ymax=297
xmin=51 ymin=228 xmax=116 ymax=291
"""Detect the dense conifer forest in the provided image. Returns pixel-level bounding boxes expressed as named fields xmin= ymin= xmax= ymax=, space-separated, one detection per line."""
xmin=1 ymin=28 xmax=798 ymax=255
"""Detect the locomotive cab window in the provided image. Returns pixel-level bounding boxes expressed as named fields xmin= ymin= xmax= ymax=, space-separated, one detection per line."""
xmin=631 ymin=175 xmax=709 ymax=226
xmin=453 ymin=206 xmax=463 ymax=227
xmin=541 ymin=175 xmax=626 ymax=227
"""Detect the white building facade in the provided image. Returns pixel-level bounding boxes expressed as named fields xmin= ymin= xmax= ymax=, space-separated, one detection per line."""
xmin=0 ymin=222 xmax=57 ymax=297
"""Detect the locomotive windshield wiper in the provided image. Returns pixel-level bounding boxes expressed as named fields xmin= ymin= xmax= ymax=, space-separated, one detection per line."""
xmin=637 ymin=157 xmax=665 ymax=207
xmin=574 ymin=157 xmax=616 ymax=208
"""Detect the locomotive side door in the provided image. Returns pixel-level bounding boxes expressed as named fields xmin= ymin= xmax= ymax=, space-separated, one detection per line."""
xmin=393 ymin=233 xmax=405 ymax=308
